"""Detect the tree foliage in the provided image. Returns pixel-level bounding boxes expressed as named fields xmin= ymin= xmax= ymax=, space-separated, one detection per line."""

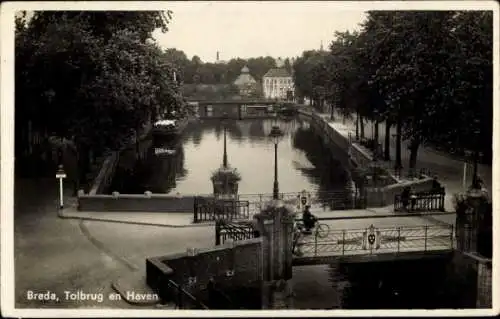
xmin=16 ymin=10 xmax=181 ymax=181
xmin=297 ymin=10 xmax=493 ymax=168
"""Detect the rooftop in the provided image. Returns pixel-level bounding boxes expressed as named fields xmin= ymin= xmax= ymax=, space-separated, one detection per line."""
xmin=263 ymin=68 xmax=292 ymax=78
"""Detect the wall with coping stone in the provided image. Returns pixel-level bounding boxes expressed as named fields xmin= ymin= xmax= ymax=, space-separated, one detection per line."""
xmin=77 ymin=193 xmax=204 ymax=212
xmin=146 ymin=238 xmax=265 ymax=307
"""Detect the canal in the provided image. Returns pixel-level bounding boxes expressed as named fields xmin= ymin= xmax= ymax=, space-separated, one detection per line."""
xmin=110 ymin=116 xmax=352 ymax=197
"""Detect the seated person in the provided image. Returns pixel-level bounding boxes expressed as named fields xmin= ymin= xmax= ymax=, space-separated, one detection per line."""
xmin=302 ymin=205 xmax=317 ymax=232
xmin=400 ymin=187 xmax=411 ymax=211
xmin=432 ymin=176 xmax=442 ymax=191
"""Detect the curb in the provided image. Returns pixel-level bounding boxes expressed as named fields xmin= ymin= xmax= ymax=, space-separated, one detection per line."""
xmin=111 ymin=278 xmax=161 ymax=306
xmin=418 ymin=214 xmax=454 ymax=227
xmin=58 ymin=210 xmax=215 ymax=228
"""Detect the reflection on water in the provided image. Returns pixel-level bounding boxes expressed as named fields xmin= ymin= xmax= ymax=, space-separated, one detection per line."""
xmin=110 ymin=117 xmax=352 ymax=196
xmin=326 ymin=258 xmax=457 ymax=309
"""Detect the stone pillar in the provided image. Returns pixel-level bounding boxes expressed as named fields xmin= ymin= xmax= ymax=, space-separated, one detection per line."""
xmin=455 ymin=189 xmax=491 ymax=255
xmin=255 ymin=200 xmax=296 ymax=309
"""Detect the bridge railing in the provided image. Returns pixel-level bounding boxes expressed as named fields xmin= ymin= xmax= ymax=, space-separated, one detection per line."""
xmin=394 ymin=187 xmax=445 ymax=212
xmin=215 ymin=220 xmax=257 ymax=246
xmin=193 ymin=197 xmax=250 ymax=223
xmin=166 ymin=279 xmax=209 ymax=309
xmin=239 ymin=190 xmax=365 ymax=213
xmin=295 ymin=224 xmax=454 ymax=258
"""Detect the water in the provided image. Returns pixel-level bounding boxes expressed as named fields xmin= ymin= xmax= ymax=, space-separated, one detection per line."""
xmin=110 ymin=116 xmax=352 ymax=196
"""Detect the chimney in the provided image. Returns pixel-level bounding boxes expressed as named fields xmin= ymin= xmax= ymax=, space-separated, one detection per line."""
xmin=216 ymin=51 xmax=220 ymax=61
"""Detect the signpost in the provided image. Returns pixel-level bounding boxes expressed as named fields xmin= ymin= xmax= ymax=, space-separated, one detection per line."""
xmin=297 ymin=190 xmax=311 ymax=211
xmin=55 ymin=165 xmax=66 ymax=209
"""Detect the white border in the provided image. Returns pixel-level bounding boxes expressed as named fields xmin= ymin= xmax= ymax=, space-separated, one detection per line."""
xmin=1 ymin=1 xmax=499 ymax=317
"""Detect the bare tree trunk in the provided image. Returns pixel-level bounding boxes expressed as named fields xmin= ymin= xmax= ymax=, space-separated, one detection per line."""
xmin=384 ymin=121 xmax=391 ymax=161
xmin=374 ymin=120 xmax=380 ymax=150
xmin=135 ymin=125 xmax=141 ymax=161
xmin=395 ymin=113 xmax=403 ymax=171
xmin=360 ymin=116 xmax=365 ymax=139
xmin=408 ymin=138 xmax=420 ymax=178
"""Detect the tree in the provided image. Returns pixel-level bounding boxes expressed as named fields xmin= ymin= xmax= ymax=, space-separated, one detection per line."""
xmin=297 ymin=10 xmax=493 ymax=177
xmin=15 ymin=11 xmax=181 ymax=184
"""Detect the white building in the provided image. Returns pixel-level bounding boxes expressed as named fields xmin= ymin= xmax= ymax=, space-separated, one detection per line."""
xmin=233 ymin=66 xmax=258 ymax=97
xmin=262 ymin=67 xmax=294 ymax=101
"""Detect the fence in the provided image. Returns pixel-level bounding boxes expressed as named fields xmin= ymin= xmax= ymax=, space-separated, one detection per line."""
xmin=193 ymin=197 xmax=250 ymax=223
xmin=215 ymin=220 xmax=257 ymax=245
xmin=294 ymin=224 xmax=454 ymax=259
xmin=394 ymin=188 xmax=445 ymax=212
xmin=239 ymin=189 xmax=366 ymax=214
xmin=166 ymin=279 xmax=209 ymax=309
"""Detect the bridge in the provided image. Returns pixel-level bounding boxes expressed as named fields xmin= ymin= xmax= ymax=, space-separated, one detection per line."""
xmin=292 ymin=222 xmax=454 ymax=265
xmin=185 ymin=98 xmax=295 ymax=120
xmin=213 ymin=197 xmax=455 ymax=266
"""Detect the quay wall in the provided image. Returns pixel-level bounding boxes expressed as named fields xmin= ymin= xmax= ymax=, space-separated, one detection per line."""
xmin=77 ymin=192 xmax=199 ymax=212
xmin=297 ymin=106 xmax=435 ymax=207
xmin=146 ymin=238 xmax=266 ymax=308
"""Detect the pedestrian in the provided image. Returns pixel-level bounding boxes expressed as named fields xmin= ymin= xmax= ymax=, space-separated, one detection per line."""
xmin=409 ymin=187 xmax=417 ymax=211
xmin=432 ymin=175 xmax=442 ymax=192
xmin=400 ymin=186 xmax=411 ymax=212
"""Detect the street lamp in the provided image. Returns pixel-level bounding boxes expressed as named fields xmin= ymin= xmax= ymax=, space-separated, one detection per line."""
xmin=355 ymin=112 xmax=360 ymax=141
xmin=222 ymin=112 xmax=229 ymax=168
xmin=269 ymin=124 xmax=284 ymax=200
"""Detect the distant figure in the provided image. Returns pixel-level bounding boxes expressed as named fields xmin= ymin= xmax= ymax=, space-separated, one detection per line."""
xmin=432 ymin=176 xmax=442 ymax=192
xmin=302 ymin=205 xmax=317 ymax=233
xmin=401 ymin=187 xmax=411 ymax=211
xmin=472 ymin=175 xmax=484 ymax=190
xmin=410 ymin=188 xmax=417 ymax=211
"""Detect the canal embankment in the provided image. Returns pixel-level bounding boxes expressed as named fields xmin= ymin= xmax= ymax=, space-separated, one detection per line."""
xmin=297 ymin=106 xmax=436 ymax=208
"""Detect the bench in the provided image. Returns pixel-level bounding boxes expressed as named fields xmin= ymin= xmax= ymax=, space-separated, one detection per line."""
xmin=394 ymin=187 xmax=445 ymax=212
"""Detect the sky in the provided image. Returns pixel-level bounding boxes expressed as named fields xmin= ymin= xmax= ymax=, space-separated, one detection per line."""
xmin=153 ymin=1 xmax=367 ymax=62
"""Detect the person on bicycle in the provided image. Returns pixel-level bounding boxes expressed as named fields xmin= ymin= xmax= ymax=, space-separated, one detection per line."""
xmin=302 ymin=205 xmax=317 ymax=233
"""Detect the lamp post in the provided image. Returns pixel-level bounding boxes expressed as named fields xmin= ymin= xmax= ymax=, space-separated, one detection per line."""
xmin=355 ymin=112 xmax=360 ymax=141
xmin=269 ymin=123 xmax=284 ymax=200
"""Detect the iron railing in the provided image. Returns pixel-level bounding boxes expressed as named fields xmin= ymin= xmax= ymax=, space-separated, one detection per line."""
xmin=215 ymin=220 xmax=257 ymax=245
xmin=294 ymin=224 xmax=454 ymax=259
xmin=193 ymin=197 xmax=250 ymax=223
xmin=239 ymin=190 xmax=366 ymax=214
xmin=394 ymin=188 xmax=445 ymax=212
xmin=166 ymin=279 xmax=209 ymax=309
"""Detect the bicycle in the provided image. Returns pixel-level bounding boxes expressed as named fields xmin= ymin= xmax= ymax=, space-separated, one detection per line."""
xmin=292 ymin=221 xmax=330 ymax=257
xmin=295 ymin=220 xmax=330 ymax=238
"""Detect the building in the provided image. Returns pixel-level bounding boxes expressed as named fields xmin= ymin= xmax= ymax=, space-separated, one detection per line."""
xmin=262 ymin=66 xmax=294 ymax=101
xmin=233 ymin=66 xmax=259 ymax=97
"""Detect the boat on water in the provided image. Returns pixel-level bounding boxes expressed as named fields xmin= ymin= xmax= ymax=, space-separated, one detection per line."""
xmin=276 ymin=103 xmax=298 ymax=116
xmin=152 ymin=117 xmax=189 ymax=139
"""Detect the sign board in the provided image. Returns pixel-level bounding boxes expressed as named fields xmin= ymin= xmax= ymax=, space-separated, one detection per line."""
xmin=56 ymin=167 xmax=66 ymax=179
xmin=297 ymin=190 xmax=311 ymax=211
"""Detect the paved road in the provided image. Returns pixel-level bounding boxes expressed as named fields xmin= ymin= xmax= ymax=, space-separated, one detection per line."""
xmin=13 ymin=178 xmax=214 ymax=309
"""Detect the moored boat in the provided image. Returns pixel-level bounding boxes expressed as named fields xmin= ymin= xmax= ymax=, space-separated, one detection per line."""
xmin=152 ymin=117 xmax=189 ymax=139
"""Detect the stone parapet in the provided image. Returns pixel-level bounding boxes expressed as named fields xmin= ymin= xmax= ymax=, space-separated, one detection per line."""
xmin=77 ymin=193 xmax=206 ymax=213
